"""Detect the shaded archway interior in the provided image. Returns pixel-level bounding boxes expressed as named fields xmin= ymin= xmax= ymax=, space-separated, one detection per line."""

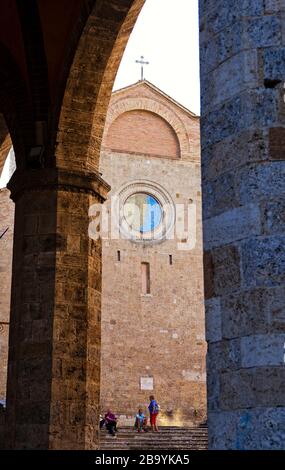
xmin=0 ymin=115 xmax=11 ymax=178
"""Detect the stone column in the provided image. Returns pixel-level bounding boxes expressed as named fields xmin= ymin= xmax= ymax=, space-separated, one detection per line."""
xmin=200 ymin=0 xmax=285 ymax=449
xmin=5 ymin=168 xmax=110 ymax=449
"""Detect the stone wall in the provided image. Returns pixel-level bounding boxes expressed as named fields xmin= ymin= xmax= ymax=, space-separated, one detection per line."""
xmin=0 ymin=189 xmax=14 ymax=402
xmin=200 ymin=0 xmax=285 ymax=449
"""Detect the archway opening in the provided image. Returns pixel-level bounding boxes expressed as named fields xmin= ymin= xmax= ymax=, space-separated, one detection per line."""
xmin=0 ymin=0 xmax=205 ymax=445
xmin=98 ymin=0 xmax=206 ymax=431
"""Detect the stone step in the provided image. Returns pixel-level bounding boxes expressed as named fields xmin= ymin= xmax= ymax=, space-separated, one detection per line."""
xmin=101 ymin=439 xmax=208 ymax=443
xmin=100 ymin=426 xmax=208 ymax=450
xmin=101 ymin=428 xmax=207 ymax=434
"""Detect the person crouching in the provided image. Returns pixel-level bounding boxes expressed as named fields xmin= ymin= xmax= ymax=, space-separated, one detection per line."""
xmin=104 ymin=409 xmax=118 ymax=436
xmin=134 ymin=409 xmax=148 ymax=433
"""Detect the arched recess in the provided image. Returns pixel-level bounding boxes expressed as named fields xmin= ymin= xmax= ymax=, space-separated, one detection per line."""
xmin=105 ymin=109 xmax=181 ymax=158
xmin=103 ymin=96 xmax=190 ymax=158
xmin=55 ymin=0 xmax=145 ymax=173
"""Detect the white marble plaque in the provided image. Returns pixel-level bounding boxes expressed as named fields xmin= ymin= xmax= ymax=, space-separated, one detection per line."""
xmin=140 ymin=377 xmax=153 ymax=391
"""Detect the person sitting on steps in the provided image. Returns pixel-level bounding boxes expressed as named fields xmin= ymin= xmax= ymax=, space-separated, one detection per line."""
xmin=104 ymin=409 xmax=118 ymax=436
xmin=134 ymin=408 xmax=148 ymax=433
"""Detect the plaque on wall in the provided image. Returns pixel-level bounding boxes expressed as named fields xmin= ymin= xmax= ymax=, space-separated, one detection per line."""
xmin=140 ymin=377 xmax=154 ymax=391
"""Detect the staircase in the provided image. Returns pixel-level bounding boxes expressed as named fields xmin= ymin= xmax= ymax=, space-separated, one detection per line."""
xmin=100 ymin=426 xmax=208 ymax=450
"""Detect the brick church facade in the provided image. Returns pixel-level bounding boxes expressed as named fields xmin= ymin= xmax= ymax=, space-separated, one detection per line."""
xmin=99 ymin=80 xmax=206 ymax=425
xmin=0 ymin=80 xmax=206 ymax=425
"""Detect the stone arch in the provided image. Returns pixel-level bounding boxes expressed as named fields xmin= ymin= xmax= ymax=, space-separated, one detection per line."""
xmin=55 ymin=0 xmax=145 ymax=173
xmin=103 ymin=96 xmax=190 ymax=158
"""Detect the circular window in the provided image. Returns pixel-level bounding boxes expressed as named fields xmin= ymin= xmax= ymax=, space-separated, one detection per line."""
xmin=115 ymin=180 xmax=175 ymax=243
xmin=123 ymin=193 xmax=162 ymax=233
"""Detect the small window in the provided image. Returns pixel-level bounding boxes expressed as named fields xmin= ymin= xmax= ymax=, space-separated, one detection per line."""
xmin=117 ymin=250 xmax=121 ymax=262
xmin=141 ymin=262 xmax=150 ymax=294
xmin=169 ymin=255 xmax=173 ymax=265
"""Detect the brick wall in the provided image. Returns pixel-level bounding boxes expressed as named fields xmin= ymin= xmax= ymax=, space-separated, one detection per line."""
xmin=0 ymin=189 xmax=14 ymax=402
xmin=105 ymin=109 xmax=180 ymax=158
xmin=103 ymin=81 xmax=201 ymax=164
xmin=99 ymin=82 xmax=206 ymax=426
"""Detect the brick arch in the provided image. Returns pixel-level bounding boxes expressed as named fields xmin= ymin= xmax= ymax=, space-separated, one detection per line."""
xmin=104 ymin=96 xmax=190 ymax=157
xmin=104 ymin=109 xmax=181 ymax=158
xmin=55 ymin=0 xmax=145 ymax=173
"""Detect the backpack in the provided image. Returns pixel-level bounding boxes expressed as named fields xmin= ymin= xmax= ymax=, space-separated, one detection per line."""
xmin=154 ymin=403 xmax=160 ymax=413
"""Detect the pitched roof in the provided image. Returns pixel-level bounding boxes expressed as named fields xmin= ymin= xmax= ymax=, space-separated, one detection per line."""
xmin=112 ymin=80 xmax=199 ymax=119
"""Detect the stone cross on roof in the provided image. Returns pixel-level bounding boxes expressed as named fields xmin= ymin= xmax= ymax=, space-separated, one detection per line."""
xmin=135 ymin=55 xmax=149 ymax=81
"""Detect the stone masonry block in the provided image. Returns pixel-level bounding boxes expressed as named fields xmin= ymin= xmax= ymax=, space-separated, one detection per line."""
xmin=220 ymin=369 xmax=256 ymax=410
xmin=205 ymin=0 xmax=264 ymax=36
xmin=220 ymin=367 xmax=285 ymax=410
xmin=207 ymin=339 xmax=241 ymax=372
xmin=202 ymin=171 xmax=238 ymax=219
xmin=207 ymin=369 xmax=220 ymax=412
xmin=208 ymin=407 xmax=285 ymax=450
xmin=203 ymin=251 xmax=215 ymax=300
xmin=204 ymin=204 xmax=261 ymax=250
xmin=267 ymin=285 xmax=285 ymax=330
xmin=269 ymin=127 xmax=285 ymax=161
xmin=211 ymin=244 xmax=241 ymax=295
xmin=239 ymin=162 xmax=285 ymax=206
xmin=202 ymin=50 xmax=259 ymax=110
xmin=201 ymin=16 xmax=282 ymax=75
xmin=263 ymin=196 xmax=285 ymax=235
xmin=201 ymin=89 xmax=279 ymax=147
xmin=241 ymin=235 xmax=285 ymax=288
xmin=241 ymin=334 xmax=285 ymax=367
xmin=202 ymin=129 xmax=268 ymax=182
xmin=205 ymin=297 xmax=222 ymax=342
xmin=264 ymin=47 xmax=285 ymax=80
xmin=264 ymin=0 xmax=282 ymax=13
xmin=221 ymin=288 xmax=271 ymax=339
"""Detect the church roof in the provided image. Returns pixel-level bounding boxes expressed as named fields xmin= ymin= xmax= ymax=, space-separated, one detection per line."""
xmin=112 ymin=80 xmax=199 ymax=119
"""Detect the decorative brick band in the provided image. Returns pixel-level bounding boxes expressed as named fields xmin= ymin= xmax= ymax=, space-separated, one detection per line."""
xmin=103 ymin=96 xmax=190 ymax=157
xmin=7 ymin=168 xmax=111 ymax=202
